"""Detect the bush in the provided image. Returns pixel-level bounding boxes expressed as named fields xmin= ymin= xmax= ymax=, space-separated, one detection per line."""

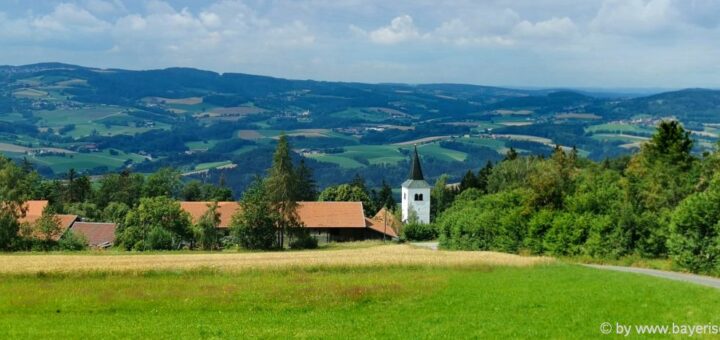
xmin=147 ymin=227 xmax=174 ymax=250
xmin=668 ymin=184 xmax=720 ymax=274
xmin=402 ymin=222 xmax=437 ymax=241
xmin=58 ymin=231 xmax=88 ymax=251
xmin=289 ymin=232 xmax=318 ymax=250
xmin=525 ymin=209 xmax=555 ymax=254
xmin=437 ymin=189 xmax=530 ymax=251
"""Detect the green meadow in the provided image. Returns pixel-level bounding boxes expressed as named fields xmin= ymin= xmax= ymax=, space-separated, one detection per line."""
xmin=0 ymin=263 xmax=718 ymax=338
xmin=308 ymin=142 xmax=474 ymax=169
xmin=28 ymin=150 xmax=146 ymax=174
xmin=585 ymin=123 xmax=655 ymax=135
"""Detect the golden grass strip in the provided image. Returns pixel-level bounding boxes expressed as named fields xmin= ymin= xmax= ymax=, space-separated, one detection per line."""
xmin=0 ymin=245 xmax=554 ymax=274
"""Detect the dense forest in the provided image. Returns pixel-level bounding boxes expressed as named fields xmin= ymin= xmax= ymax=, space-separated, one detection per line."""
xmin=425 ymin=121 xmax=720 ymax=276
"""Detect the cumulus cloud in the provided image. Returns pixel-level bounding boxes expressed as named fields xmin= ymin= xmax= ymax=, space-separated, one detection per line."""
xmin=32 ymin=3 xmax=110 ymax=34
xmin=430 ymin=18 xmax=514 ymax=46
xmin=512 ymin=17 xmax=578 ymax=39
xmin=590 ymin=0 xmax=678 ymax=35
xmin=367 ymin=15 xmax=420 ymax=44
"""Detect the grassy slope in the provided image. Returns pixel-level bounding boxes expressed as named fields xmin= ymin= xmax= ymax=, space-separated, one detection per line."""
xmin=1 ymin=264 xmax=719 ymax=338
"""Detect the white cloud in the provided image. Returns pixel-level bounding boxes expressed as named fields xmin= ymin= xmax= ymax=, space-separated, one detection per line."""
xmin=591 ymin=0 xmax=678 ymax=35
xmin=430 ymin=18 xmax=515 ymax=46
xmin=368 ymin=15 xmax=420 ymax=44
xmin=31 ymin=3 xmax=110 ymax=33
xmin=512 ymin=17 xmax=578 ymax=39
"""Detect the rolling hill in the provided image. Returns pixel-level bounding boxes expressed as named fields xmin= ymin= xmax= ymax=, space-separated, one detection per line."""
xmin=1 ymin=63 xmax=718 ymax=195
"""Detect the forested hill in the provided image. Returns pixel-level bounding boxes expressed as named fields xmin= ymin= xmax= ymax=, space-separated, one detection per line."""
xmin=1 ymin=63 xmax=720 ymax=195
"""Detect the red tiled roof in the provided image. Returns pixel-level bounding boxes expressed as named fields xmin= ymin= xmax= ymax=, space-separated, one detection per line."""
xmin=297 ymin=201 xmax=366 ymax=228
xmin=20 ymin=214 xmax=78 ymax=241
xmin=365 ymin=207 xmax=400 ymax=238
xmin=179 ymin=201 xmax=367 ymax=229
xmin=22 ymin=200 xmax=48 ymax=217
xmin=180 ymin=201 xmax=240 ymax=228
xmin=70 ymin=222 xmax=117 ymax=247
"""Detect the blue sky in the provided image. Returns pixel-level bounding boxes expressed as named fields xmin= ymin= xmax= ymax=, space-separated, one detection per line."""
xmin=1 ymin=0 xmax=719 ymax=88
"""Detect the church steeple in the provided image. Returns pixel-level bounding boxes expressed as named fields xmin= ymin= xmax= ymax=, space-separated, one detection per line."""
xmin=409 ymin=145 xmax=424 ymax=180
xmin=401 ymin=146 xmax=430 ymax=224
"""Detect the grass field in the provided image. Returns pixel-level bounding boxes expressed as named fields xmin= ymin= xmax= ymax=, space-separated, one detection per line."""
xmin=194 ymin=160 xmax=232 ymax=171
xmin=585 ymin=123 xmax=655 ymax=135
xmin=307 ymin=145 xmax=406 ymax=168
xmin=0 ymin=245 xmax=718 ymax=338
xmin=29 ymin=150 xmax=146 ymax=174
xmin=590 ymin=133 xmax=650 ymax=143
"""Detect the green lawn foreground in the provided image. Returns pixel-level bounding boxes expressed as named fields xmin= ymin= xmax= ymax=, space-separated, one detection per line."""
xmin=1 ymin=264 xmax=719 ymax=339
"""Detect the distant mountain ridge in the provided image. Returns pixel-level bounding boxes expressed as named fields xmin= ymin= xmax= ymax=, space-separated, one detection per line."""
xmin=2 ymin=62 xmax=720 ymax=194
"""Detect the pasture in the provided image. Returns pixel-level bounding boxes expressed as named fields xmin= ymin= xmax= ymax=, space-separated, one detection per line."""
xmin=585 ymin=123 xmax=655 ymax=135
xmin=28 ymin=150 xmax=146 ymax=174
xmin=0 ymin=245 xmax=718 ymax=338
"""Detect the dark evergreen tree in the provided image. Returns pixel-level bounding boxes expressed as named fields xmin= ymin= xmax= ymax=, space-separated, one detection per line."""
xmin=350 ymin=173 xmax=367 ymax=193
xmin=504 ymin=147 xmax=519 ymax=161
xmin=477 ymin=161 xmax=493 ymax=194
xmin=294 ymin=158 xmax=317 ymax=201
xmin=459 ymin=170 xmax=478 ymax=192
xmin=265 ymin=134 xmax=300 ymax=246
xmin=182 ymin=180 xmax=203 ymax=201
xmin=376 ymin=180 xmax=396 ymax=211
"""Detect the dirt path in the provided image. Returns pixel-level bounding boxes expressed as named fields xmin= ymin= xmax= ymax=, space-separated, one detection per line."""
xmin=585 ymin=264 xmax=720 ymax=289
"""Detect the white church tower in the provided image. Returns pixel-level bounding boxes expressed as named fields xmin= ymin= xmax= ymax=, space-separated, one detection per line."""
xmin=402 ymin=146 xmax=431 ymax=224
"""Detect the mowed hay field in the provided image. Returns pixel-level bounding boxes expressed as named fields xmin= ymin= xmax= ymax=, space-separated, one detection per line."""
xmin=1 ymin=245 xmax=720 ymax=339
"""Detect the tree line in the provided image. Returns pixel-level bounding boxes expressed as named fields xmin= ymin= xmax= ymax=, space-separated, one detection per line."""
xmin=0 ymin=133 xmax=395 ymax=252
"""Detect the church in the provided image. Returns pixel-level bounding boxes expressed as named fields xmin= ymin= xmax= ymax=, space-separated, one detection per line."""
xmin=402 ymin=146 xmax=431 ymax=224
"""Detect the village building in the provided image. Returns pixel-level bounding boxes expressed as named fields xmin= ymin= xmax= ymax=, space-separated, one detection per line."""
xmin=69 ymin=222 xmax=117 ymax=249
xmin=401 ymin=147 xmax=431 ymax=224
xmin=19 ymin=200 xmax=78 ymax=241
xmin=181 ymin=201 xmax=399 ymax=242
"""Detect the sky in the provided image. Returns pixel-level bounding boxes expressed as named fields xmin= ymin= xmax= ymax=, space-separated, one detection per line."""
xmin=0 ymin=0 xmax=719 ymax=88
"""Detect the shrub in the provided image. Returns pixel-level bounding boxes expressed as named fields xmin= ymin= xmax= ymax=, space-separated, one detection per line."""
xmin=525 ymin=209 xmax=555 ymax=254
xmin=402 ymin=222 xmax=437 ymax=241
xmin=59 ymin=231 xmax=88 ymax=251
xmin=668 ymin=184 xmax=720 ymax=274
xmin=118 ymin=197 xmax=191 ymax=250
xmin=289 ymin=232 xmax=318 ymax=250
xmin=147 ymin=227 xmax=174 ymax=250
xmin=0 ymin=210 xmax=20 ymax=251
xmin=437 ymin=189 xmax=530 ymax=251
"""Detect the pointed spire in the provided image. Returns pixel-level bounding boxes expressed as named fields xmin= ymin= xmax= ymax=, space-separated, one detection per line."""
xmin=409 ymin=145 xmax=424 ymax=180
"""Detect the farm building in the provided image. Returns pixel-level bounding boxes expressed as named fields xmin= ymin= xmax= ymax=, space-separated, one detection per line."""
xmin=181 ymin=201 xmax=399 ymax=242
xmin=18 ymin=200 xmax=78 ymax=241
xmin=70 ymin=222 xmax=117 ymax=249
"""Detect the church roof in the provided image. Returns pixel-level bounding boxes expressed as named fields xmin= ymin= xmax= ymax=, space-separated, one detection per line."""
xmin=402 ymin=179 xmax=431 ymax=189
xmin=409 ymin=146 xmax=424 ymax=180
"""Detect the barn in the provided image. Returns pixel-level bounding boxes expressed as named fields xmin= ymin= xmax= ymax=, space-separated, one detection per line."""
xmin=180 ymin=201 xmax=398 ymax=242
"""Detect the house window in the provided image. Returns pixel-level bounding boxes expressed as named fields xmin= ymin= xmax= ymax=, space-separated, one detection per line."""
xmin=414 ymin=193 xmax=423 ymax=201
